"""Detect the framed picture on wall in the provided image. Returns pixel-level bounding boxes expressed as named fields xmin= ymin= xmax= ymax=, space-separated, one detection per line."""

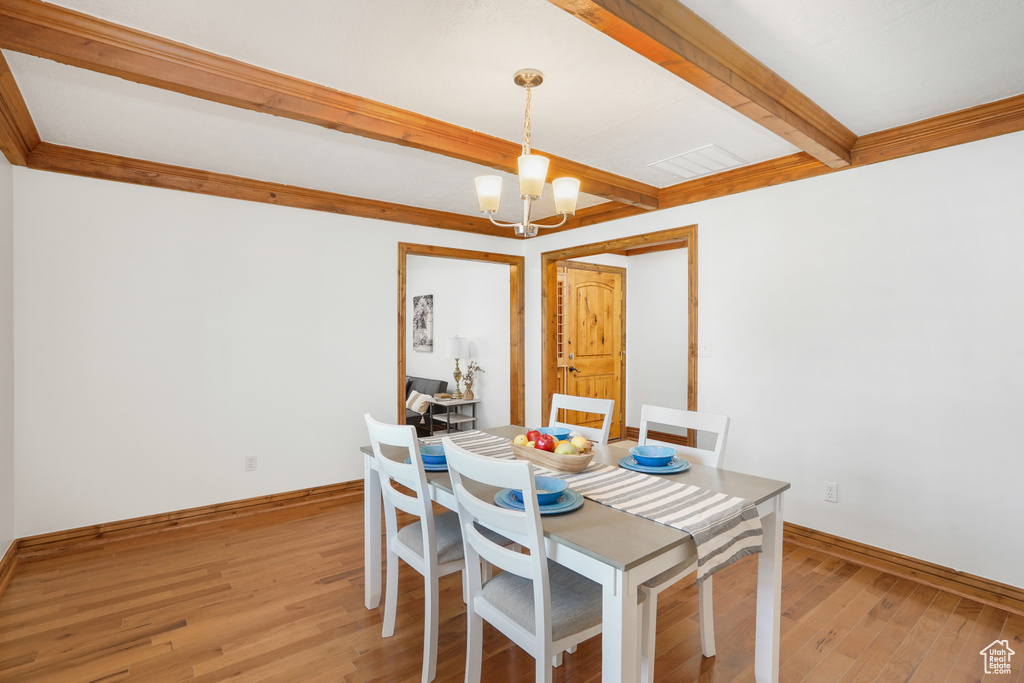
xmin=413 ymin=294 xmax=433 ymax=352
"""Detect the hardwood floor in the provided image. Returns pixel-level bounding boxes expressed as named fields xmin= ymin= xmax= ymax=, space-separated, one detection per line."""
xmin=1 ymin=496 xmax=1020 ymax=682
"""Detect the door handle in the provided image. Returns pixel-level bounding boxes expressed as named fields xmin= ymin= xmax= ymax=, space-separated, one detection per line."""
xmin=568 ymin=366 xmax=578 ymax=374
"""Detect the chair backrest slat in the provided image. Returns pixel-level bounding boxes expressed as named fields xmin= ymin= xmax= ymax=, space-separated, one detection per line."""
xmin=364 ymin=414 xmax=437 ymax=561
xmin=549 ymin=393 xmax=615 ymax=444
xmin=638 ymin=404 xmax=729 ymax=468
xmin=443 ymin=437 xmax=552 ymax=639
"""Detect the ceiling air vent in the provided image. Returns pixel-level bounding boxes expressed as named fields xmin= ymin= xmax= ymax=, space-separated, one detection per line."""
xmin=649 ymin=144 xmax=747 ymax=180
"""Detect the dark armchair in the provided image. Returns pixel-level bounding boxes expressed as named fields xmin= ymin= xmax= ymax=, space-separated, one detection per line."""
xmin=405 ymin=376 xmax=449 ymax=436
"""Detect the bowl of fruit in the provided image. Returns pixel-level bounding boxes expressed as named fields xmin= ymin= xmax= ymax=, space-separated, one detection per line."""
xmin=509 ymin=429 xmax=595 ymax=473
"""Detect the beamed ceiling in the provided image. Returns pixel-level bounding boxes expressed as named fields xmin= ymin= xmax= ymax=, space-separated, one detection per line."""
xmin=1 ymin=0 xmax=1023 ymax=239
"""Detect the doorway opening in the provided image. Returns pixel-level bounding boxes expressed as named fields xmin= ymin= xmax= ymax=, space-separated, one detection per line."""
xmin=398 ymin=243 xmax=525 ymax=428
xmin=541 ymin=225 xmax=698 ymax=444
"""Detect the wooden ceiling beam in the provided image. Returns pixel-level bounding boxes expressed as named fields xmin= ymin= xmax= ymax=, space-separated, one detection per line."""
xmin=549 ymin=0 xmax=856 ymax=169
xmin=658 ymin=152 xmax=832 ymax=209
xmin=27 ymin=143 xmax=512 ymax=237
xmin=0 ymin=48 xmax=39 ymax=165
xmin=23 ymin=93 xmax=1024 ymax=240
xmin=852 ymin=92 xmax=1024 ymax=166
xmin=0 ymin=0 xmax=660 ymax=210
xmin=548 ymin=201 xmax=646 ymax=233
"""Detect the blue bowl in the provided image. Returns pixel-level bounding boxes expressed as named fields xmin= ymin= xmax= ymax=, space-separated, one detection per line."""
xmin=511 ymin=476 xmax=569 ymax=506
xmin=629 ymin=445 xmax=676 ymax=467
xmin=419 ymin=443 xmax=447 ymax=465
xmin=539 ymin=427 xmax=572 ymax=441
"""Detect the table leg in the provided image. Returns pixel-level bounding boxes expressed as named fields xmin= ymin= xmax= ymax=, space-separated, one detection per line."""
xmin=755 ymin=495 xmax=784 ymax=683
xmin=601 ymin=568 xmax=639 ymax=683
xmin=364 ymin=454 xmax=382 ymax=610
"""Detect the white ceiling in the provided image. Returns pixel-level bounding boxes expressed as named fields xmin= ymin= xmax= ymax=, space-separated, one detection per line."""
xmin=7 ymin=0 xmax=1024 ymax=225
xmin=682 ymin=0 xmax=1024 ymax=135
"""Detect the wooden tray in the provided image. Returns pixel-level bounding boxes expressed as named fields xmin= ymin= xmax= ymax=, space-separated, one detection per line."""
xmin=509 ymin=442 xmax=595 ymax=473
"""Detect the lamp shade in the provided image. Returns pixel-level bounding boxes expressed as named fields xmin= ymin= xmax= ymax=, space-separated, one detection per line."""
xmin=474 ymin=175 xmax=502 ymax=212
xmin=552 ymin=177 xmax=581 ymax=215
xmin=446 ymin=336 xmax=470 ymax=359
xmin=517 ymin=154 xmax=549 ymax=198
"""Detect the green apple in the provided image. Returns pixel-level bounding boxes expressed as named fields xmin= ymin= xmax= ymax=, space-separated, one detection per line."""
xmin=553 ymin=441 xmax=578 ymax=455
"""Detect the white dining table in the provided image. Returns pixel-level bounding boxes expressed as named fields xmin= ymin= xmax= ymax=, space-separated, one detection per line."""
xmin=361 ymin=425 xmax=790 ymax=683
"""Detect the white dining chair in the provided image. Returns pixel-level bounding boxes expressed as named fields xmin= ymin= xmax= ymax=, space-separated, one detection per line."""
xmin=443 ymin=436 xmax=607 ymax=683
xmin=635 ymin=404 xmax=730 ymax=682
xmin=364 ymin=414 xmax=485 ymax=683
xmin=548 ymin=393 xmax=615 ymax=444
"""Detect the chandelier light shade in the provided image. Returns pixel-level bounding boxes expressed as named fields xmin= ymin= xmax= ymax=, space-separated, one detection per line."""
xmin=552 ymin=177 xmax=582 ymax=215
xmin=474 ymin=69 xmax=580 ymax=238
xmin=517 ymin=154 xmax=549 ymax=198
xmin=474 ymin=176 xmax=503 ymax=213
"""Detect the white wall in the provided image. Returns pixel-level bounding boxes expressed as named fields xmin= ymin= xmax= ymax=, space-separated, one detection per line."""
xmin=9 ymin=130 xmax=1024 ymax=589
xmin=625 ymin=248 xmax=688 ymax=428
xmin=11 ymin=168 xmax=517 ymax=537
xmin=0 ymin=159 xmax=13 ymax=554
xmin=405 ymin=255 xmax=511 ymax=429
xmin=524 ymin=131 xmax=1024 ymax=588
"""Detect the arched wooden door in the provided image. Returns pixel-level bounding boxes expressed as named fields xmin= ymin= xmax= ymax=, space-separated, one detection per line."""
xmin=560 ymin=263 xmax=624 ymax=439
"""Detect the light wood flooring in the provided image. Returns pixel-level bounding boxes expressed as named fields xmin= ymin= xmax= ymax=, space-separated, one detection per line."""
xmin=0 ymin=495 xmax=1021 ymax=682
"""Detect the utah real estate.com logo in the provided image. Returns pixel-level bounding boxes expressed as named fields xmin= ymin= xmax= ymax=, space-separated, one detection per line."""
xmin=980 ymin=639 xmax=1015 ymax=676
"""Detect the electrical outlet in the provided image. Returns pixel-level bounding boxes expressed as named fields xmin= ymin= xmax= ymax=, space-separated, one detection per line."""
xmin=245 ymin=455 xmax=257 ymax=472
xmin=824 ymin=481 xmax=838 ymax=503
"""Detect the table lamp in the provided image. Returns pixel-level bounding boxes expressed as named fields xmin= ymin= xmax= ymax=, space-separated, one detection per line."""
xmin=446 ymin=336 xmax=470 ymax=399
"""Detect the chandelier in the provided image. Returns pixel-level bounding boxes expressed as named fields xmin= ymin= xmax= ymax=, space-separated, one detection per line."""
xmin=474 ymin=69 xmax=580 ymax=238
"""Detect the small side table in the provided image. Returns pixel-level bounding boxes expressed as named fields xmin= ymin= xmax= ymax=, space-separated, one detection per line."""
xmin=427 ymin=398 xmax=480 ymax=436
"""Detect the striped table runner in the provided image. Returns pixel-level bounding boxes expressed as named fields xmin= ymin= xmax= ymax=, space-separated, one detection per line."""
xmin=427 ymin=430 xmax=762 ymax=585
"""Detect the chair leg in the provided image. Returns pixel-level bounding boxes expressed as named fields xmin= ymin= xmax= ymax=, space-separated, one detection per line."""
xmin=465 ymin=610 xmax=483 ymax=683
xmin=698 ymin=575 xmax=716 ymax=657
xmin=552 ymin=651 xmax=563 ymax=667
xmin=382 ymin=548 xmax=399 ymax=637
xmin=423 ymin=576 xmax=439 ymax=683
xmin=640 ymin=586 xmax=657 ymax=683
xmin=537 ymin=651 xmax=553 ymax=683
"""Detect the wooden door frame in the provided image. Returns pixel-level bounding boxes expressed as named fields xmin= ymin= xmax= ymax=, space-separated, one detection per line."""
xmin=398 ymin=243 xmax=525 ymax=427
xmin=541 ymin=225 xmax=698 ymax=440
xmin=559 ymin=260 xmax=627 ymax=439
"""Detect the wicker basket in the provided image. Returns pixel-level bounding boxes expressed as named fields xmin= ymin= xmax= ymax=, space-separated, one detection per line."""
xmin=509 ymin=442 xmax=595 ymax=473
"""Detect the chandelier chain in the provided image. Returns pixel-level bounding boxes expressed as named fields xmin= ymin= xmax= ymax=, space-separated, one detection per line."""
xmin=522 ymin=86 xmax=532 ymax=155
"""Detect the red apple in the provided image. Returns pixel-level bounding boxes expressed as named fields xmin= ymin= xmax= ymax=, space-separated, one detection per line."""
xmin=534 ymin=434 xmax=556 ymax=452
xmin=526 ymin=429 xmax=542 ymax=443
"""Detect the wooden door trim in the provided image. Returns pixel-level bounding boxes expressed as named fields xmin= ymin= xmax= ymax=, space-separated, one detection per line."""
xmin=542 ymin=225 xmax=697 ymax=440
xmin=398 ymin=243 xmax=525 ymax=428
xmin=562 ymin=261 xmax=627 ymax=438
